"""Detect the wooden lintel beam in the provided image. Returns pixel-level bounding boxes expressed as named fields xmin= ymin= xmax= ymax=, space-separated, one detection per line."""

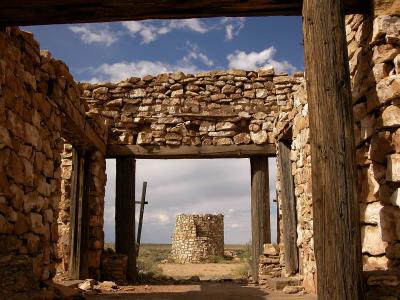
xmin=106 ymin=144 xmax=276 ymax=159
xmin=0 ymin=0 xmax=369 ymax=26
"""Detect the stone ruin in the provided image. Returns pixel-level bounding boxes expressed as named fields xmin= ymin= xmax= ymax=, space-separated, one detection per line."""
xmin=0 ymin=3 xmax=400 ymax=299
xmin=171 ymin=214 xmax=224 ymax=263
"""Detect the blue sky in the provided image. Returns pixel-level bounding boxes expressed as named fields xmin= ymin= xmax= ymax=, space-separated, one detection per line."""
xmin=23 ymin=17 xmax=303 ymax=244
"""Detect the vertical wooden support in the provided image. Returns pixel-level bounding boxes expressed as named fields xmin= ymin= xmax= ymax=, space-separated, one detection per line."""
xmin=136 ymin=181 xmax=147 ymax=257
xmin=69 ymin=149 xmax=90 ymax=279
xmin=278 ymin=141 xmax=298 ymax=274
xmin=303 ymin=0 xmax=364 ymax=298
xmin=250 ymin=157 xmax=270 ymax=281
xmin=115 ymin=158 xmax=136 ymax=282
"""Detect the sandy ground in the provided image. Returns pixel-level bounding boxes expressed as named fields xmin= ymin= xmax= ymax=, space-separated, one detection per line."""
xmin=84 ymin=282 xmax=316 ymax=300
xmin=160 ymin=263 xmax=247 ymax=280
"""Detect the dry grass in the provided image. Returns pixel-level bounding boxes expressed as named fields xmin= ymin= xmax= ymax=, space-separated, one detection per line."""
xmin=104 ymin=243 xmax=250 ymax=279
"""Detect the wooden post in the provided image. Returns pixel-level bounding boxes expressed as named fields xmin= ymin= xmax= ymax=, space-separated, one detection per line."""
xmin=250 ymin=157 xmax=270 ymax=281
xmin=136 ymin=181 xmax=147 ymax=257
xmin=278 ymin=141 xmax=298 ymax=274
xmin=303 ymin=0 xmax=364 ymax=298
xmin=115 ymin=158 xmax=136 ymax=282
xmin=69 ymin=149 xmax=90 ymax=279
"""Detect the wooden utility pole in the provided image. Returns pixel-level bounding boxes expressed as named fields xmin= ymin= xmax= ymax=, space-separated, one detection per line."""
xmin=115 ymin=158 xmax=136 ymax=282
xmin=278 ymin=141 xmax=298 ymax=274
xmin=303 ymin=0 xmax=364 ymax=298
xmin=250 ymin=157 xmax=270 ymax=281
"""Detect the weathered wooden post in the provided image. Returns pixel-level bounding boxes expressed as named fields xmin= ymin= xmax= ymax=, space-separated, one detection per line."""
xmin=115 ymin=158 xmax=136 ymax=282
xmin=69 ymin=148 xmax=90 ymax=279
xmin=302 ymin=0 xmax=364 ymax=298
xmin=136 ymin=181 xmax=147 ymax=257
xmin=250 ymin=157 xmax=270 ymax=281
xmin=278 ymin=141 xmax=298 ymax=274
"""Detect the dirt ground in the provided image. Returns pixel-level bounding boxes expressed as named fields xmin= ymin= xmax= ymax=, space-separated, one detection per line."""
xmin=160 ymin=263 xmax=247 ymax=280
xmin=84 ymin=282 xmax=316 ymax=300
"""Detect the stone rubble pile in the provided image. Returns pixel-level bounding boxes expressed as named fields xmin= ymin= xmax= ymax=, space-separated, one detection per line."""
xmin=258 ymin=244 xmax=282 ymax=282
xmin=171 ymin=214 xmax=224 ymax=263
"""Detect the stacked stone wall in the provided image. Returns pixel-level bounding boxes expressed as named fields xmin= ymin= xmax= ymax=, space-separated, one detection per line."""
xmin=0 ymin=27 xmax=65 ymax=295
xmin=274 ymin=82 xmax=315 ymax=293
xmin=171 ymin=214 xmax=224 ymax=263
xmin=346 ymin=12 xmax=400 ymax=298
xmin=81 ymin=70 xmax=304 ymax=147
xmin=0 ymin=26 xmax=107 ymax=296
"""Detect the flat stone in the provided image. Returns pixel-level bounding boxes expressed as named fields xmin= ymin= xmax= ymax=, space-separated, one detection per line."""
xmin=380 ymin=206 xmax=400 ymax=242
xmin=233 ymin=133 xmax=251 ymax=145
xmin=360 ymin=201 xmax=383 ymax=225
xmin=361 ymin=225 xmax=386 ymax=255
xmin=263 ymin=244 xmax=279 ymax=256
xmin=129 ymin=88 xmax=146 ymax=98
xmin=381 ymin=105 xmax=400 ymax=128
xmin=377 ymin=75 xmax=400 ymax=104
xmin=250 ymin=131 xmax=268 ymax=145
xmin=92 ymin=86 xmax=108 ymax=94
xmin=386 ymin=154 xmax=400 ymax=182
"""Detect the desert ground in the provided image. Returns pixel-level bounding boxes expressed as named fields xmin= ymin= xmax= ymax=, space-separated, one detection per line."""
xmin=90 ymin=244 xmax=316 ymax=300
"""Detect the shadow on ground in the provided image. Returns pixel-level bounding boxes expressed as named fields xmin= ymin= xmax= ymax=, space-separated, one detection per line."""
xmin=84 ymin=282 xmax=315 ymax=300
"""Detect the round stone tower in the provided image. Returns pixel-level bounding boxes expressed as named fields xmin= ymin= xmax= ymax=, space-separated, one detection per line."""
xmin=171 ymin=214 xmax=224 ymax=263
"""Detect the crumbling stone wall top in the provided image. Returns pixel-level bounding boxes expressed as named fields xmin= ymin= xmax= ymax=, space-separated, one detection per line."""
xmin=81 ymin=70 xmax=304 ymax=147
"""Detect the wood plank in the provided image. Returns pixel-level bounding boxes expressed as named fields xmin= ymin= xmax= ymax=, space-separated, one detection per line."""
xmin=278 ymin=141 xmax=298 ymax=274
xmin=0 ymin=0 xmax=369 ymax=26
xmin=303 ymin=0 xmax=364 ymax=298
xmin=69 ymin=149 xmax=90 ymax=279
xmin=136 ymin=181 xmax=147 ymax=257
xmin=115 ymin=158 xmax=136 ymax=282
xmin=107 ymin=144 xmax=276 ymax=159
xmin=69 ymin=148 xmax=80 ymax=279
xmin=59 ymin=97 xmax=106 ymax=155
xmin=250 ymin=157 xmax=270 ymax=282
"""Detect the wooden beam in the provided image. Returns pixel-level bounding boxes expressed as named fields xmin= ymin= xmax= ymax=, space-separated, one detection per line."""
xmin=303 ymin=0 xmax=364 ymax=298
xmin=69 ymin=149 xmax=90 ymax=279
xmin=278 ymin=141 xmax=298 ymax=274
xmin=136 ymin=181 xmax=147 ymax=258
xmin=115 ymin=158 xmax=136 ymax=282
xmin=250 ymin=157 xmax=270 ymax=282
xmin=0 ymin=0 xmax=369 ymax=26
xmin=58 ymin=97 xmax=106 ymax=155
xmin=107 ymin=144 xmax=276 ymax=159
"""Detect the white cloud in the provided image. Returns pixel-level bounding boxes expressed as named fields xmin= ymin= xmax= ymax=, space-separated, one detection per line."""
xmin=88 ymin=42 xmax=213 ymax=82
xmin=89 ymin=59 xmax=198 ymax=83
xmin=167 ymin=19 xmax=208 ymax=33
xmin=69 ymin=24 xmax=119 ymax=46
xmin=122 ymin=19 xmax=209 ymax=44
xmin=221 ymin=17 xmax=246 ymax=40
xmin=180 ymin=42 xmax=214 ymax=67
xmin=227 ymin=46 xmax=297 ymax=73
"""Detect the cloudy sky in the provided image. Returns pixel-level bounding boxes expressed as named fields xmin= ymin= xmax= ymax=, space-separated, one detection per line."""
xmin=24 ymin=16 xmax=303 ymax=244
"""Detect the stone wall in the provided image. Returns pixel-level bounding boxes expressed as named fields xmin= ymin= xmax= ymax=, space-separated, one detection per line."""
xmin=0 ymin=26 xmax=107 ymax=296
xmin=0 ymin=27 xmax=64 ymax=295
xmin=81 ymin=70 xmax=304 ymax=147
xmin=274 ymin=82 xmax=315 ymax=293
xmin=171 ymin=214 xmax=224 ymax=263
xmin=87 ymin=150 xmax=106 ymax=279
xmin=346 ymin=12 xmax=400 ymax=298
